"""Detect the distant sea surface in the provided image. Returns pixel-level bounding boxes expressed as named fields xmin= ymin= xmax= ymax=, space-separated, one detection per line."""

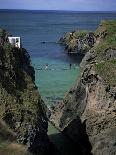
xmin=0 ymin=10 xmax=116 ymax=105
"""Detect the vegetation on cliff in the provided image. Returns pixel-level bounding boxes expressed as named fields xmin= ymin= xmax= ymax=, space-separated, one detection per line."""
xmin=95 ymin=60 xmax=116 ymax=86
xmin=59 ymin=29 xmax=94 ymax=54
xmin=94 ymin=20 xmax=116 ymax=52
xmin=93 ymin=20 xmax=116 ymax=86
xmin=0 ymin=29 xmax=51 ymax=155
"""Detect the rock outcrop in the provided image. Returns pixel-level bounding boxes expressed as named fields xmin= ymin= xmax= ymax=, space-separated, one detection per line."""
xmin=59 ymin=30 xmax=95 ymax=54
xmin=50 ymin=20 xmax=116 ymax=155
xmin=0 ymin=29 xmax=52 ymax=155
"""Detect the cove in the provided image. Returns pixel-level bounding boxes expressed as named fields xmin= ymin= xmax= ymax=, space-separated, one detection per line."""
xmin=0 ymin=10 xmax=116 ymax=154
xmin=33 ymin=49 xmax=82 ymax=105
xmin=33 ymin=41 xmax=83 ymax=154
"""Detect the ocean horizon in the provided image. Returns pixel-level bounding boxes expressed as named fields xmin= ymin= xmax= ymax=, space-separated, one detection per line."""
xmin=0 ymin=9 xmax=116 ymax=12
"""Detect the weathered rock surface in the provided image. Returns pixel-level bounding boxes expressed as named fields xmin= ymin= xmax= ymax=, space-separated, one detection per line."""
xmin=0 ymin=29 xmax=53 ymax=155
xmin=59 ymin=31 xmax=95 ymax=54
xmin=50 ymin=20 xmax=116 ymax=155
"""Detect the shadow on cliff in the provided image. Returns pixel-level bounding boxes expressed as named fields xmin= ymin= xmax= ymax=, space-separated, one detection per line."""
xmin=48 ymin=116 xmax=92 ymax=155
xmin=62 ymin=116 xmax=92 ymax=155
xmin=49 ymin=132 xmax=81 ymax=155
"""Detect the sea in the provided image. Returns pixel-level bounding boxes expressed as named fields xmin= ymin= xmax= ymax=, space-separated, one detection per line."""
xmin=0 ymin=10 xmax=116 ymax=105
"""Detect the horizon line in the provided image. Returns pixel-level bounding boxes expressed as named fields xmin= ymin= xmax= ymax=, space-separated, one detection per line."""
xmin=0 ymin=9 xmax=116 ymax=12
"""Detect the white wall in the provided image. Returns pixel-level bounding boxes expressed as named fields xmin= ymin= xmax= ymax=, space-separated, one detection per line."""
xmin=8 ymin=37 xmax=21 ymax=48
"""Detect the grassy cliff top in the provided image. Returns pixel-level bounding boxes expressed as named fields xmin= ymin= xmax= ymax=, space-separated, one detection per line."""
xmin=94 ymin=20 xmax=116 ymax=53
xmin=94 ymin=20 xmax=116 ymax=86
xmin=95 ymin=60 xmax=116 ymax=86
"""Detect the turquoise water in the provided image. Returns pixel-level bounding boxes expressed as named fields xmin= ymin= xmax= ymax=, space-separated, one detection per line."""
xmin=0 ymin=10 xmax=116 ymax=104
xmin=33 ymin=58 xmax=80 ymax=104
xmin=36 ymin=68 xmax=79 ymax=104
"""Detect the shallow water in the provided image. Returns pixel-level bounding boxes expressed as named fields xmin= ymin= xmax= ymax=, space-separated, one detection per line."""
xmin=34 ymin=61 xmax=80 ymax=105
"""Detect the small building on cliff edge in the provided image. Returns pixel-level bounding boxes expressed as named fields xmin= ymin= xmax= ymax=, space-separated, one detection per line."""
xmin=8 ymin=37 xmax=21 ymax=48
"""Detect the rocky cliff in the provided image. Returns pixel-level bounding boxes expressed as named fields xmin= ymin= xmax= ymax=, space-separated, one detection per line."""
xmin=59 ymin=30 xmax=95 ymax=54
xmin=0 ymin=29 xmax=52 ymax=155
xmin=50 ymin=20 xmax=116 ymax=155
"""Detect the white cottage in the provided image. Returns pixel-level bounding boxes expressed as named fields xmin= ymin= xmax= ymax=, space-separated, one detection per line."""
xmin=8 ymin=37 xmax=21 ymax=48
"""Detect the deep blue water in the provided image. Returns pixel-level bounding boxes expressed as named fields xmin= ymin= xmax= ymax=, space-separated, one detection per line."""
xmin=0 ymin=10 xmax=116 ymax=104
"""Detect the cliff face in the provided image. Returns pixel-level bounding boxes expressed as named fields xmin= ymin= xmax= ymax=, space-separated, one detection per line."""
xmin=0 ymin=29 xmax=51 ymax=155
xmin=50 ymin=20 xmax=116 ymax=155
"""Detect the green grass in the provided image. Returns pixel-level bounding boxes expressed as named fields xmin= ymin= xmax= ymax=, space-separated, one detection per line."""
xmin=93 ymin=20 xmax=116 ymax=86
xmin=94 ymin=20 xmax=116 ymax=53
xmin=64 ymin=30 xmax=88 ymax=41
xmin=95 ymin=60 xmax=116 ymax=86
xmin=74 ymin=30 xmax=89 ymax=38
